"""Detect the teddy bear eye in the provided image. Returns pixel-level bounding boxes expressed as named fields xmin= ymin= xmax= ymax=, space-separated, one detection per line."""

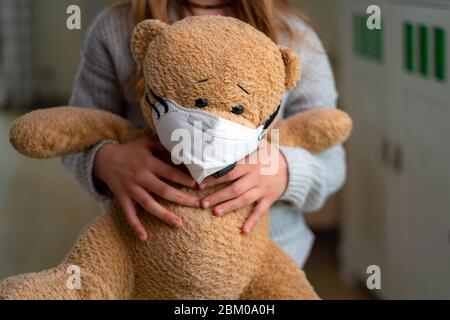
xmin=231 ymin=105 xmax=245 ymax=115
xmin=195 ymin=98 xmax=209 ymax=108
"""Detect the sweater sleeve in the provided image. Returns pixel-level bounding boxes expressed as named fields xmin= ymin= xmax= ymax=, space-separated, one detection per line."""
xmin=277 ymin=18 xmax=347 ymax=212
xmin=61 ymin=8 xmax=127 ymax=202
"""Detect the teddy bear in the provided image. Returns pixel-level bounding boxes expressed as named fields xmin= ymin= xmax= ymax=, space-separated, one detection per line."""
xmin=0 ymin=16 xmax=352 ymax=300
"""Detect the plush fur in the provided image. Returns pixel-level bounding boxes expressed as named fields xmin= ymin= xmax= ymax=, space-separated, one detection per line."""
xmin=0 ymin=16 xmax=352 ymax=300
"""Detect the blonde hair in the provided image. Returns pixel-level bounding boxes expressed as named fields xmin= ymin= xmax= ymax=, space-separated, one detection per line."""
xmin=130 ymin=0 xmax=309 ymax=97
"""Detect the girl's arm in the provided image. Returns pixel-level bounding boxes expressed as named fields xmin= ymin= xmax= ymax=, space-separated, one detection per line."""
xmin=278 ymin=21 xmax=346 ymax=212
xmin=61 ymin=9 xmax=128 ymax=201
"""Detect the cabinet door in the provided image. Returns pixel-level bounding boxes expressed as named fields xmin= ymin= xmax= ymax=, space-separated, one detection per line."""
xmin=389 ymin=3 xmax=450 ymax=299
xmin=343 ymin=72 xmax=390 ymax=272
xmin=339 ymin=0 xmax=396 ymax=297
xmin=400 ymin=95 xmax=450 ymax=299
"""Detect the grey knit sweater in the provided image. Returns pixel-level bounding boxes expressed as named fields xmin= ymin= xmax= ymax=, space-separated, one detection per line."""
xmin=62 ymin=4 xmax=346 ymax=267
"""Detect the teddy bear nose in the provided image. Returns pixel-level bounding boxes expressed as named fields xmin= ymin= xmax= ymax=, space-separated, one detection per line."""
xmin=195 ymin=98 xmax=208 ymax=108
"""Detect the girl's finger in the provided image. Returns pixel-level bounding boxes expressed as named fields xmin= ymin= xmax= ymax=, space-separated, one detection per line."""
xmin=152 ymin=157 xmax=197 ymax=189
xmin=131 ymin=187 xmax=183 ymax=228
xmin=141 ymin=173 xmax=200 ymax=207
xmin=199 ymin=164 xmax=250 ymax=190
xmin=149 ymin=138 xmax=172 ymax=156
xmin=117 ymin=194 xmax=148 ymax=241
xmin=242 ymin=198 xmax=272 ymax=235
xmin=213 ymin=188 xmax=262 ymax=216
xmin=201 ymin=173 xmax=256 ymax=209
xmin=135 ymin=135 xmax=161 ymax=150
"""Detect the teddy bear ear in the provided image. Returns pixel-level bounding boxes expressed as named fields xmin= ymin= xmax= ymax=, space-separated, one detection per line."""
xmin=279 ymin=46 xmax=301 ymax=91
xmin=131 ymin=19 xmax=168 ymax=66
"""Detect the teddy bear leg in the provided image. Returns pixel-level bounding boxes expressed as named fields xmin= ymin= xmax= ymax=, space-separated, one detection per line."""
xmin=0 ymin=211 xmax=135 ymax=300
xmin=0 ymin=266 xmax=75 ymax=300
xmin=240 ymin=242 xmax=319 ymax=300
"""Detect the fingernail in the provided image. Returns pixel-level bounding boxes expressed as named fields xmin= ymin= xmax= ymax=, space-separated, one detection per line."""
xmin=202 ymin=200 xmax=210 ymax=209
xmin=172 ymin=218 xmax=182 ymax=228
xmin=199 ymin=183 xmax=206 ymax=190
xmin=215 ymin=207 xmax=223 ymax=216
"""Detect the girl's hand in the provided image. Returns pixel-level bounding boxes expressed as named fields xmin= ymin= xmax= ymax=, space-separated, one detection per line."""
xmin=199 ymin=140 xmax=288 ymax=234
xmin=93 ymin=136 xmax=199 ymax=241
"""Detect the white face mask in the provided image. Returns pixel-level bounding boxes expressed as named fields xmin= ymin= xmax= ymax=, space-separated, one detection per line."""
xmin=144 ymin=89 xmax=273 ymax=184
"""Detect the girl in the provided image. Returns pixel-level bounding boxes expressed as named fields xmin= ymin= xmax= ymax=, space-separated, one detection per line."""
xmin=63 ymin=0 xmax=345 ymax=267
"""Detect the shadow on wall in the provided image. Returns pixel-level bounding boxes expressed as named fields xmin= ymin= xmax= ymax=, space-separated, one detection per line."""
xmin=0 ymin=111 xmax=100 ymax=279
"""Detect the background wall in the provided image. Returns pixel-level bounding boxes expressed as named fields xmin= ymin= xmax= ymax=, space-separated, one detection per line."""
xmin=32 ymin=0 xmax=105 ymax=105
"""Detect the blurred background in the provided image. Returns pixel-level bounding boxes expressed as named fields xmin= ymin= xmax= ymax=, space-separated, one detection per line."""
xmin=0 ymin=0 xmax=449 ymax=299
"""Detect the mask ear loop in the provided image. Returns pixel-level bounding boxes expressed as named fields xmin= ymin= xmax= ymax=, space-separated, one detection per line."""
xmin=263 ymin=104 xmax=281 ymax=130
xmin=144 ymin=89 xmax=161 ymax=120
xmin=147 ymin=87 xmax=169 ymax=114
xmin=259 ymin=104 xmax=281 ymax=140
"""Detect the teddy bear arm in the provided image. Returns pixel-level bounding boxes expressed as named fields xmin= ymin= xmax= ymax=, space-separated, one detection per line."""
xmin=9 ymin=107 xmax=145 ymax=159
xmin=270 ymin=108 xmax=352 ymax=154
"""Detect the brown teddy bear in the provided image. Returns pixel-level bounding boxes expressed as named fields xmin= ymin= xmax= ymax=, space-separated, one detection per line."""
xmin=0 ymin=16 xmax=351 ymax=300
